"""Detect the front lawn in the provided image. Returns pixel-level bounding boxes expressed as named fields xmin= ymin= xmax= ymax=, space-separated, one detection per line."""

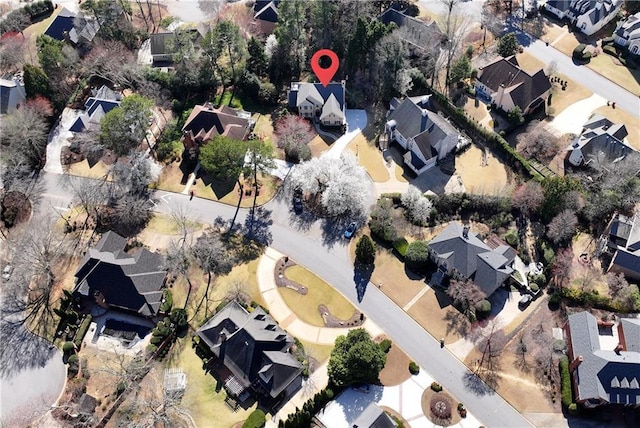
xmin=346 ymin=133 xmax=389 ymax=183
xmin=279 ymin=265 xmax=356 ymax=327
xmin=378 ymin=342 xmax=412 ymax=387
xmin=456 ymin=144 xmax=511 ymax=196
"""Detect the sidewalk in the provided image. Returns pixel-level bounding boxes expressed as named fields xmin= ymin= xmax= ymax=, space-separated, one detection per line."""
xmin=257 ymin=248 xmax=383 ymax=345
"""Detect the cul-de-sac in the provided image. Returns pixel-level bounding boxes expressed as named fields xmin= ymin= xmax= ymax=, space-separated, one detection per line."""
xmin=1 ymin=0 xmax=639 ymax=427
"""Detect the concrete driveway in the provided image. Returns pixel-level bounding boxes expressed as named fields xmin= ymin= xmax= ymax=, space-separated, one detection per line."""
xmin=317 ymin=370 xmax=483 ymax=428
xmin=547 ymin=93 xmax=607 ymax=136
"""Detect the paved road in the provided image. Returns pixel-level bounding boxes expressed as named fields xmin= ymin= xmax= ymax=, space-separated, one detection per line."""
xmin=38 ymin=172 xmax=531 ymax=427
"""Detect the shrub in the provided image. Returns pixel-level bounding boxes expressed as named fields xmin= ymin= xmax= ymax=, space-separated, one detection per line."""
xmin=601 ymin=36 xmax=614 ymax=45
xmin=475 ymin=299 xmax=491 ymax=315
xmin=409 ymin=361 xmax=420 ymax=375
xmin=379 ymin=339 xmax=392 ymax=353
xmin=159 ymin=289 xmax=173 ymax=313
xmin=67 ymin=354 xmax=79 ymax=365
xmin=355 ymin=235 xmax=376 ymax=265
xmin=62 ymin=342 xmax=75 ymax=353
xmin=559 ymin=355 xmax=572 ymax=408
xmin=602 ymin=44 xmax=618 ymax=56
xmin=116 ymin=381 xmax=127 ymax=396
xmin=243 ymin=409 xmax=266 ymax=428
xmin=393 ymin=237 xmax=409 ymax=257
xmin=156 ymin=140 xmax=183 ymax=162
xmin=572 ymin=44 xmax=586 ymax=57
xmin=431 ymin=381 xmax=443 ymax=392
xmin=405 ymin=240 xmax=430 ymax=271
xmin=457 ymin=402 xmax=465 ymax=411
xmin=505 ymin=230 xmax=518 ymax=246
xmin=530 ymin=283 xmax=540 ymax=292
xmin=568 ymin=403 xmax=579 ymax=416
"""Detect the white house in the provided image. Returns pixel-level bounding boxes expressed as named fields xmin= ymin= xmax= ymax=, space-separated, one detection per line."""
xmin=475 ymin=56 xmax=551 ymax=115
xmin=566 ymin=114 xmax=636 ymax=166
xmin=385 ymin=95 xmax=461 ymax=175
xmin=544 ymin=0 xmax=573 ymax=19
xmin=613 ymin=12 xmax=640 ymax=55
xmin=287 ymin=81 xmax=346 ymax=127
xmin=570 ymin=0 xmax=622 ymax=36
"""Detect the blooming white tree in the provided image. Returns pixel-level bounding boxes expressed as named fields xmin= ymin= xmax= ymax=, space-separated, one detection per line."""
xmin=401 ymin=185 xmax=433 ymax=226
xmin=288 ymin=152 xmax=372 ymax=219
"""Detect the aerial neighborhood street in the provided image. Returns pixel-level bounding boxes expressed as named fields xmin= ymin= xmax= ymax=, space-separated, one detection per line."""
xmin=1 ymin=1 xmax=639 ymax=428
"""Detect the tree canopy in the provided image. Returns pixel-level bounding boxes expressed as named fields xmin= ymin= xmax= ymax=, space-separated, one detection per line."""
xmin=327 ymin=328 xmax=386 ymax=387
xmin=198 ymin=136 xmax=248 ymax=182
xmin=497 ymin=32 xmax=519 ymax=57
xmin=99 ymin=94 xmax=153 ymax=157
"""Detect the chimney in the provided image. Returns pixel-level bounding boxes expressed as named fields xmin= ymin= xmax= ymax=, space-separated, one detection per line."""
xmin=569 ymin=355 xmax=584 ymax=372
xmin=462 ymin=225 xmax=469 ymax=239
xmin=614 ymin=344 xmax=623 ymax=355
xmin=219 ymin=331 xmax=227 ymax=344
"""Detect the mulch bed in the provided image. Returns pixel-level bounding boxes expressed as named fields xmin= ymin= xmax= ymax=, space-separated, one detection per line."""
xmin=421 ymin=388 xmax=463 ymax=427
xmin=275 ymin=257 xmax=365 ymax=328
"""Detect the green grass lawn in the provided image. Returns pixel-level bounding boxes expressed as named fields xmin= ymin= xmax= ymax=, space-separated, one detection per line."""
xmin=279 ymin=265 xmax=356 ymax=327
xmin=298 ymin=339 xmax=334 ymax=364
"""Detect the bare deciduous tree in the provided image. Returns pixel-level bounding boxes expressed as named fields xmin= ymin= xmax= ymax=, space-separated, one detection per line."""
xmin=547 ymin=209 xmax=578 ymax=244
xmin=606 ymin=272 xmax=629 ymax=298
xmin=401 ymin=185 xmax=433 ymax=226
xmin=551 ymin=248 xmax=573 ymax=289
xmin=437 ymin=0 xmax=471 ymax=86
xmin=274 ymin=115 xmax=315 ymax=163
xmin=516 ymin=121 xmax=562 ymax=163
xmin=473 ymin=321 xmax=504 ymax=389
xmin=511 ymin=181 xmax=544 ymax=217
xmin=446 ymin=279 xmax=486 ymax=319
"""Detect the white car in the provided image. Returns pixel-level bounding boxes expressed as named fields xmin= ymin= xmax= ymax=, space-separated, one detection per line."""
xmin=2 ymin=265 xmax=13 ymax=281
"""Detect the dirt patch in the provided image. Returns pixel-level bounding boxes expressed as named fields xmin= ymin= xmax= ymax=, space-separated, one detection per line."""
xmin=378 ymin=343 xmax=412 ymax=387
xmin=421 ymin=389 xmax=462 ymax=427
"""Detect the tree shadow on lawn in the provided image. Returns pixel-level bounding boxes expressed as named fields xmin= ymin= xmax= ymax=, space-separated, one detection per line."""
xmin=0 ymin=317 xmax=57 ymax=378
xmin=197 ymin=171 xmax=236 ymax=199
xmin=354 ymin=262 xmax=374 ymax=303
xmin=462 ymin=371 xmax=495 ymax=397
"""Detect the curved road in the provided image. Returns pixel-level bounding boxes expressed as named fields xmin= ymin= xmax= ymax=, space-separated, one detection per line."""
xmin=39 ymin=172 xmax=532 ymax=427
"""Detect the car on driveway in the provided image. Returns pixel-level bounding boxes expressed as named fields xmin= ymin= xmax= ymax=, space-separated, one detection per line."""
xmin=293 ymin=195 xmax=303 ymax=214
xmin=518 ymin=294 xmax=533 ymax=309
xmin=344 ymin=222 xmax=357 ymax=239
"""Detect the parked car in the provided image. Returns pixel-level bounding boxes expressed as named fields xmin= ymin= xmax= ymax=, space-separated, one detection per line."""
xmin=518 ymin=294 xmax=533 ymax=309
xmin=344 ymin=222 xmax=357 ymax=239
xmin=293 ymin=195 xmax=303 ymax=214
xmin=2 ymin=265 xmax=13 ymax=281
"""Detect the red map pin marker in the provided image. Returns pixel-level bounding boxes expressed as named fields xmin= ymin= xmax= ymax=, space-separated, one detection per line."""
xmin=311 ymin=49 xmax=339 ymax=88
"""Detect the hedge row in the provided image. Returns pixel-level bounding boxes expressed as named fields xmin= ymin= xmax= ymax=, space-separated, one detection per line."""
xmin=0 ymin=0 xmax=54 ymax=35
xmin=73 ymin=314 xmax=93 ymax=349
xmin=279 ymin=387 xmax=338 ymax=428
xmin=428 ymin=89 xmax=541 ymax=180
xmin=558 ymin=287 xmax=638 ymax=312
xmin=242 ymin=409 xmax=266 ymax=428
xmin=559 ymin=355 xmax=572 ymax=408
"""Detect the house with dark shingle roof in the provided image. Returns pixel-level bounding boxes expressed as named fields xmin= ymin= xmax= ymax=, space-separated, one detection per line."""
xmin=566 ymin=115 xmax=636 ymax=167
xmin=475 ymin=55 xmax=551 ymax=115
xmin=73 ymin=231 xmax=167 ymax=317
xmin=378 ymin=7 xmax=444 ymax=55
xmin=429 ymin=222 xmax=516 ymax=297
xmin=150 ymin=32 xmax=175 ymax=63
xmin=68 ymin=12 xmax=100 ymax=46
xmin=385 ymin=95 xmax=462 ymax=175
xmin=603 ymin=212 xmax=640 ymax=281
xmin=287 ymin=81 xmax=346 ymax=127
xmin=196 ymin=300 xmax=303 ymax=401
xmin=0 ymin=76 xmax=26 ymax=115
xmin=181 ymin=103 xmax=254 ymax=154
xmin=564 ymin=311 xmax=640 ymax=408
xmin=44 ymin=7 xmax=76 ymax=41
xmin=544 ymin=0 xmax=573 ymax=19
xmin=613 ymin=12 xmax=640 ymax=56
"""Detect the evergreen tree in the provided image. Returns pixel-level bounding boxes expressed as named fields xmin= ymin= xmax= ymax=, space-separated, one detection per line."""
xmin=355 ymin=235 xmax=376 ymax=265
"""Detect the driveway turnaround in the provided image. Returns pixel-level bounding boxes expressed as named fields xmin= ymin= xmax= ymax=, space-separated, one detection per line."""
xmin=317 ymin=370 xmax=482 ymax=428
xmin=547 ymin=94 xmax=607 ymax=136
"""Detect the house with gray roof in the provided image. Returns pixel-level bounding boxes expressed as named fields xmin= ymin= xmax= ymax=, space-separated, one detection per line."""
xmin=150 ymin=32 xmax=175 ymax=63
xmin=196 ymin=300 xmax=303 ymax=401
xmin=69 ymin=85 xmax=121 ymax=132
xmin=253 ymin=0 xmax=279 ymax=33
xmin=613 ymin=12 xmax=640 ymax=56
xmin=0 ymin=76 xmax=26 ymax=114
xmin=475 ymin=56 xmax=551 ymax=115
xmin=565 ymin=311 xmax=640 ymax=408
xmin=351 ymin=402 xmax=398 ymax=428
xmin=385 ymin=95 xmax=462 ymax=175
xmin=73 ymin=231 xmax=167 ymax=317
xmin=429 ymin=222 xmax=516 ymax=296
xmin=603 ymin=212 xmax=640 ymax=281
xmin=544 ymin=0 xmax=573 ymax=19
xmin=287 ymin=81 xmax=347 ymax=127
xmin=378 ymin=7 xmax=443 ymax=55
xmin=566 ymin=114 xmax=636 ymax=167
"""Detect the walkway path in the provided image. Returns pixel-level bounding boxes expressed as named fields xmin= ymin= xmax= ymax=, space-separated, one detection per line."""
xmin=257 ymin=248 xmax=383 ymax=345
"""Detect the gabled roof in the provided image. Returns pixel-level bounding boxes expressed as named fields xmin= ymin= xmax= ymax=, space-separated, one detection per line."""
xmin=288 ymin=82 xmax=346 ymax=122
xmin=69 ymin=12 xmax=100 ymax=45
xmin=254 ymin=1 xmax=279 ymax=23
xmin=386 ymin=96 xmax=459 ymax=161
xmin=0 ymin=77 xmax=26 ymax=114
xmin=74 ymin=231 xmax=166 ymax=316
xmin=570 ymin=0 xmax=619 ymax=25
xmin=477 ymin=56 xmax=551 ymax=111
xmin=567 ymin=311 xmax=640 ymax=405
xmin=197 ymin=301 xmax=302 ymax=398
xmin=430 ymin=222 xmax=516 ymax=296
xmin=181 ymin=104 xmax=252 ymax=145
xmin=546 ymin=0 xmax=572 ymax=12
xmin=615 ymin=13 xmax=640 ymax=40
xmin=320 ymin=93 xmax=343 ymax=121
xmin=70 ymin=92 xmax=121 ymax=132
xmin=44 ymin=7 xmax=76 ymax=41
xmin=378 ymin=7 xmax=443 ymax=52
xmin=569 ymin=114 xmax=635 ymax=164
xmin=352 ymin=402 xmax=397 ymax=428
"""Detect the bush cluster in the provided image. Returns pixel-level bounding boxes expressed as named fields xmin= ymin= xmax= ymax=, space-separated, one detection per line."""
xmin=430 ymin=381 xmax=443 ymax=392
xmin=572 ymin=44 xmax=592 ymax=62
xmin=393 ymin=237 xmax=409 ymax=257
xmin=73 ymin=315 xmax=93 ymax=349
xmin=559 ymin=287 xmax=639 ymax=312
xmin=431 ymin=193 xmax=512 ymax=222
xmin=159 ymin=289 xmax=173 ymax=313
xmin=404 ymin=240 xmax=430 ymax=271
xmin=279 ymin=387 xmax=337 ymax=428
xmin=409 ymin=361 xmax=420 ymax=375
xmin=379 ymin=339 xmax=393 ymax=353
xmin=0 ymin=0 xmax=54 ymax=34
